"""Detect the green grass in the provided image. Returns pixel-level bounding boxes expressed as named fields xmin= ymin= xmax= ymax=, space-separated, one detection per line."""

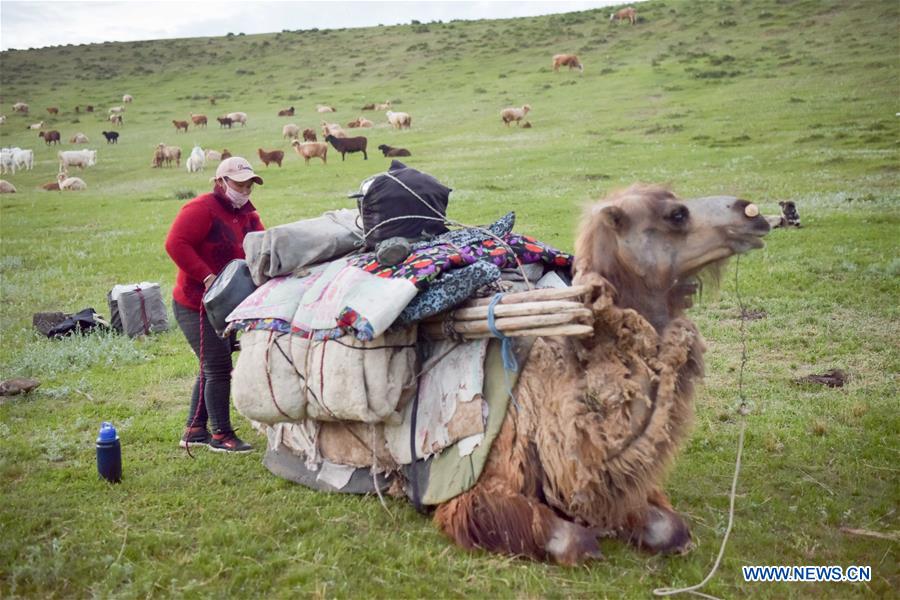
xmin=1 ymin=0 xmax=898 ymax=597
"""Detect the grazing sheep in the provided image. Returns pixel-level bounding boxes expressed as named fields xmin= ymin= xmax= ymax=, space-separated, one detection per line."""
xmin=101 ymin=131 xmax=119 ymax=144
xmin=257 ymin=148 xmax=285 ymax=168
xmin=57 ymin=171 xmax=87 ymax=191
xmin=522 ymin=121 xmax=533 ymax=128
xmin=324 ymin=134 xmax=367 ymax=161
xmin=278 ymin=106 xmax=295 ymax=117
xmin=109 ymin=113 xmax=124 ymax=125
xmin=217 ymin=116 xmax=233 ymax=128
xmin=321 ymin=121 xmax=347 ymax=138
xmin=552 ymin=53 xmax=584 ymax=73
xmin=12 ymin=102 xmax=29 ymax=114
xmin=302 ymin=128 xmax=317 ymax=142
xmin=85 ymin=105 xmax=94 ymax=112
xmin=12 ymin=148 xmax=34 ymax=171
xmin=0 ymin=179 xmax=16 ymax=193
xmin=377 ymin=144 xmax=411 ymax=157
xmin=374 ymin=101 xmax=392 ymax=111
xmin=226 ymin=111 xmax=247 ymax=126
xmin=172 ymin=120 xmax=189 ymax=133
xmin=58 ymin=149 xmax=98 ymax=171
xmin=205 ymin=149 xmax=222 ymax=162
xmin=610 ymin=7 xmax=637 ymax=24
xmin=766 ymin=201 xmax=802 ymax=229
xmin=347 ymin=116 xmax=374 ymax=128
xmin=153 ymin=143 xmax=181 ymax=168
xmin=290 ymin=140 xmax=328 ymax=166
xmin=316 ymin=105 xmax=336 ymax=113
xmin=221 ymin=149 xmax=232 ymax=160
xmin=38 ymin=130 xmax=61 ymax=145
xmin=386 ymin=110 xmax=411 ymax=129
xmin=190 ymin=113 xmax=208 ymax=128
xmin=42 ymin=180 xmax=61 ymax=191
xmin=500 ymin=104 xmax=531 ymax=127
xmin=361 ymin=103 xmax=376 ymax=111
xmin=0 ymin=148 xmax=16 ymax=174
xmin=186 ymin=145 xmax=206 ymax=173
xmin=282 ymin=123 xmax=301 ymax=140
xmin=0 ymin=115 xmax=5 ymax=125
xmin=27 ymin=121 xmax=44 ymax=130
xmin=70 ymin=133 xmax=89 ymax=144
xmin=46 ymin=107 xmax=59 ymax=115
xmin=108 ymin=106 xmax=125 ymax=115
xmin=123 ymin=94 xmax=134 ymax=103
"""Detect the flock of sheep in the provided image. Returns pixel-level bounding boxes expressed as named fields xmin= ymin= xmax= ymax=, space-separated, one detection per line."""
xmin=0 ymin=24 xmax=624 ymax=195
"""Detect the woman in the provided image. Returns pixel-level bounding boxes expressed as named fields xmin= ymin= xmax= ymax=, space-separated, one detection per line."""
xmin=165 ymin=157 xmax=265 ymax=453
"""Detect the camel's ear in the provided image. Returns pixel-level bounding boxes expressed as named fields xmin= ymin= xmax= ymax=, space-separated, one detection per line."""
xmin=599 ymin=206 xmax=628 ymax=231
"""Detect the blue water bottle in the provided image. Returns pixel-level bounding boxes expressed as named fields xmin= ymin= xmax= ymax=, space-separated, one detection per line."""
xmin=96 ymin=421 xmax=122 ymax=483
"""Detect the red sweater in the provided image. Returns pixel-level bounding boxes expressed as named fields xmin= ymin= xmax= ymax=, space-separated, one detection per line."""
xmin=165 ymin=188 xmax=264 ymax=310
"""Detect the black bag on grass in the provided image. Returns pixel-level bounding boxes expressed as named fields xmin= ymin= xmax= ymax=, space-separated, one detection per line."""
xmin=351 ymin=160 xmax=451 ymax=249
xmin=45 ymin=308 xmax=110 ymax=338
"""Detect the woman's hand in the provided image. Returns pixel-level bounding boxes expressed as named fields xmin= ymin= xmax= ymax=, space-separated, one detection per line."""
xmin=203 ymin=274 xmax=216 ymax=290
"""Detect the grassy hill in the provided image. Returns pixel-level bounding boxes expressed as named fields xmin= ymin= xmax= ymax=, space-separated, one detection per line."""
xmin=1 ymin=0 xmax=897 ymax=597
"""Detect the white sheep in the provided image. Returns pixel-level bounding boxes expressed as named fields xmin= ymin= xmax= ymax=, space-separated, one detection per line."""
xmin=59 ymin=149 xmax=98 ymax=171
xmin=282 ymin=123 xmax=300 ymax=139
xmin=321 ymin=121 xmax=347 ymax=138
xmin=0 ymin=179 xmax=16 ymax=193
xmin=123 ymin=94 xmax=134 ymax=103
xmin=316 ymin=105 xmax=336 ymax=113
xmin=109 ymin=113 xmax=124 ymax=125
xmin=205 ymin=149 xmax=222 ymax=162
xmin=386 ymin=111 xmax=411 ymax=129
xmin=12 ymin=102 xmax=29 ymax=114
xmin=0 ymin=148 xmax=18 ymax=174
xmin=500 ymin=104 xmax=531 ymax=127
xmin=108 ymin=106 xmax=125 ymax=115
xmin=70 ymin=132 xmax=90 ymax=144
xmin=374 ymin=100 xmax=392 ymax=111
xmin=12 ymin=148 xmax=34 ymax=171
xmin=226 ymin=111 xmax=247 ymax=126
xmin=186 ymin=145 xmax=206 ymax=173
xmin=57 ymin=171 xmax=87 ymax=191
xmin=27 ymin=121 xmax=44 ymax=130
xmin=0 ymin=115 xmax=6 ymax=125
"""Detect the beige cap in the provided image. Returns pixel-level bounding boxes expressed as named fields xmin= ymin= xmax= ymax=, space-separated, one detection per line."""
xmin=215 ymin=156 xmax=263 ymax=185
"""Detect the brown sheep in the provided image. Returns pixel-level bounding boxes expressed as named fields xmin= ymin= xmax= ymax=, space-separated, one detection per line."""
xmin=377 ymin=144 xmax=411 ymax=157
xmin=552 ymin=53 xmax=584 ymax=73
xmin=190 ymin=113 xmax=208 ymax=128
xmin=46 ymin=107 xmax=59 ymax=115
xmin=610 ymin=7 xmax=637 ymax=24
xmin=278 ymin=106 xmax=295 ymax=117
xmin=302 ymin=128 xmax=317 ymax=142
xmin=173 ymin=120 xmax=189 ymax=133
xmin=217 ymin=116 xmax=233 ymax=129
xmin=257 ymin=148 xmax=285 ymax=168
xmin=290 ymin=140 xmax=327 ymax=166
xmin=500 ymin=104 xmax=531 ymax=127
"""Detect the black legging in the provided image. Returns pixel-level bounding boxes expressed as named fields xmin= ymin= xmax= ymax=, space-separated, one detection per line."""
xmin=173 ymin=300 xmax=235 ymax=435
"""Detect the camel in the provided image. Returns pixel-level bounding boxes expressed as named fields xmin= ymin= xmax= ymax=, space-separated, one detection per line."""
xmin=433 ymin=184 xmax=770 ymax=564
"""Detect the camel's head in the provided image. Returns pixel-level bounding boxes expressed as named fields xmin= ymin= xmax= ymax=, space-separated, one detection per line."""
xmin=574 ymin=184 xmax=770 ymax=328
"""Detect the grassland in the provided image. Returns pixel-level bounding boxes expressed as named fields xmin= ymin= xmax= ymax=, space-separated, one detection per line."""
xmin=0 ymin=0 xmax=897 ymax=597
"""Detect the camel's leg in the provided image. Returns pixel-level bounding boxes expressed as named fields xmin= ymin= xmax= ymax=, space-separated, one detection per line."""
xmin=619 ymin=488 xmax=692 ymax=554
xmin=434 ymin=486 xmax=603 ymax=565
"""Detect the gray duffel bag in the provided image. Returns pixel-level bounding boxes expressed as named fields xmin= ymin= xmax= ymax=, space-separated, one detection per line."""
xmin=203 ymin=259 xmax=257 ymax=336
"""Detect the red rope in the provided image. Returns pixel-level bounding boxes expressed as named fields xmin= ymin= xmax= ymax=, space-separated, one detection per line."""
xmin=264 ymin=329 xmax=292 ymax=420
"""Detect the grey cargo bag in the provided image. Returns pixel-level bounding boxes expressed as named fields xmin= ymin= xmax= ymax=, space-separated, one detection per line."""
xmin=114 ymin=284 xmax=169 ymax=338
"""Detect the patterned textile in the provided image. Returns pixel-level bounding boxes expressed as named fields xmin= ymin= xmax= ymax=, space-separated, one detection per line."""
xmin=350 ymin=213 xmax=572 ymax=288
xmin=395 ymin=261 xmax=500 ymax=326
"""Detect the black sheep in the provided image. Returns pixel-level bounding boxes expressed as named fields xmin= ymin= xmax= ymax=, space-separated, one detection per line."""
xmin=325 ymin=134 xmax=367 ymax=161
xmin=101 ymin=131 xmax=119 ymax=144
xmin=377 ymin=144 xmax=411 ymax=157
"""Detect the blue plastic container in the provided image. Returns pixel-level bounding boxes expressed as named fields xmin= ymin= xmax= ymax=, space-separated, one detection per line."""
xmin=96 ymin=422 xmax=122 ymax=483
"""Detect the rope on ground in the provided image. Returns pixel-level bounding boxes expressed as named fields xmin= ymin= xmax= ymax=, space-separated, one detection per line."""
xmin=653 ymin=256 xmax=750 ymax=600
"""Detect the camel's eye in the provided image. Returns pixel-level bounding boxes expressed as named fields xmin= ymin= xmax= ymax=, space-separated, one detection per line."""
xmin=665 ymin=205 xmax=690 ymax=227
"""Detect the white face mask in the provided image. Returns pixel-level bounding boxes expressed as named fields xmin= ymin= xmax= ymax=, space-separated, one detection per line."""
xmin=220 ymin=179 xmax=251 ymax=208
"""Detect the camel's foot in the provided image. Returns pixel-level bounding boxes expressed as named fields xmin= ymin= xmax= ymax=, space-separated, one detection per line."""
xmin=621 ymin=504 xmax=693 ymax=555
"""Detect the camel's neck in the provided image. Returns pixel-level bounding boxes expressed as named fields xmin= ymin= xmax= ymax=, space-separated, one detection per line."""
xmin=600 ymin=270 xmax=674 ymax=332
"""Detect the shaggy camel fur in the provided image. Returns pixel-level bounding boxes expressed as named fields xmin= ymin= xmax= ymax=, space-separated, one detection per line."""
xmin=434 ymin=184 xmax=770 ymax=564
